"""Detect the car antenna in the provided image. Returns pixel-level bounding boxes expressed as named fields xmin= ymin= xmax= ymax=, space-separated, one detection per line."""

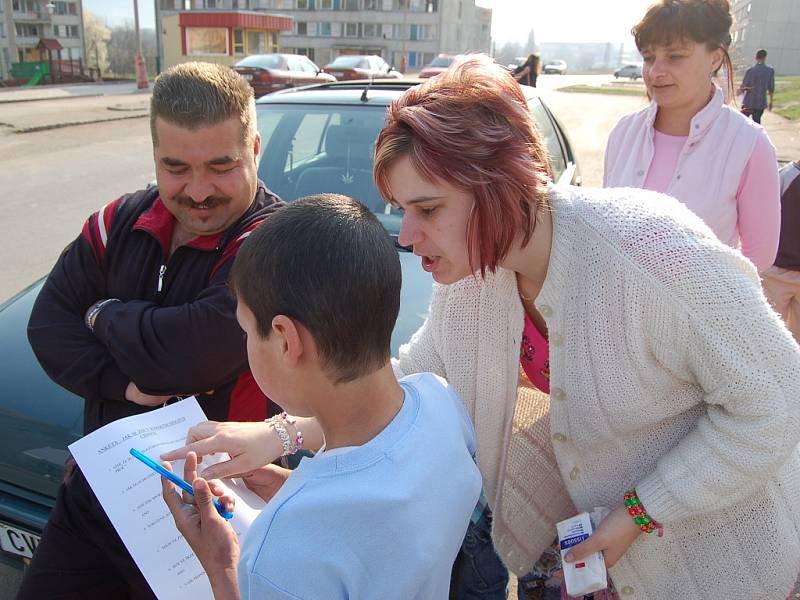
xmin=361 ymin=77 xmax=374 ymax=102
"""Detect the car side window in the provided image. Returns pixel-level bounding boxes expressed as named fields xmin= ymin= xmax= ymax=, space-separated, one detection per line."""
xmin=286 ymin=56 xmax=304 ymax=72
xmin=301 ymin=58 xmax=318 ymax=73
xmin=528 ymin=98 xmax=567 ymax=182
xmin=284 ymin=113 xmax=332 ymax=172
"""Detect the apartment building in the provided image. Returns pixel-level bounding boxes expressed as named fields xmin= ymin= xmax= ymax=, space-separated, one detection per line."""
xmin=156 ymin=0 xmax=491 ymax=72
xmin=1 ymin=0 xmax=85 ymax=80
xmin=731 ymin=0 xmax=800 ymax=75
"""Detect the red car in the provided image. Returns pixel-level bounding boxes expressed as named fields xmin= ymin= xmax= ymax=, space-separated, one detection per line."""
xmin=418 ymin=54 xmax=459 ymax=79
xmin=323 ymin=55 xmax=403 ymax=81
xmin=232 ymin=54 xmax=336 ymax=97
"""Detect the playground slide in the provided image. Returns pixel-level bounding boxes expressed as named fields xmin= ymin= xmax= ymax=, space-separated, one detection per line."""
xmin=23 ymin=70 xmax=44 ymax=88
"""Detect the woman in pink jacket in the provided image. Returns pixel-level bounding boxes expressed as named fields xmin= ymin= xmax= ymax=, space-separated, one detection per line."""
xmin=603 ymin=0 xmax=780 ymax=271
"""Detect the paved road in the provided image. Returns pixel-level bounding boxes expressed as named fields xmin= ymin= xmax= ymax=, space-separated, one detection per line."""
xmin=0 ymin=117 xmax=153 ymax=303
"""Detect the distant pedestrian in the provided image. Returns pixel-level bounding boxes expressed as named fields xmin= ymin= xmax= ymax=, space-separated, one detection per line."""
xmin=739 ymin=49 xmax=775 ymax=124
xmin=513 ymin=53 xmax=540 ymax=87
xmin=604 ymin=0 xmax=780 ymax=272
xmin=762 ymin=159 xmax=800 ymax=343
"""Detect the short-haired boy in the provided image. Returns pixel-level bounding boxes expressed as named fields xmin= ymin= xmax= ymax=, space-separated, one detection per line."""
xmin=162 ymin=194 xmax=482 ymax=599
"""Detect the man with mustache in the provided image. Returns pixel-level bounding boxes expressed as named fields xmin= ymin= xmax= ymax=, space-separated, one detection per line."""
xmin=19 ymin=62 xmax=282 ymax=599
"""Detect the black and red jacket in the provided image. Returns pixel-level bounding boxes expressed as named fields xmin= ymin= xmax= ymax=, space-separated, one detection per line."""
xmin=28 ymin=184 xmax=283 ymax=434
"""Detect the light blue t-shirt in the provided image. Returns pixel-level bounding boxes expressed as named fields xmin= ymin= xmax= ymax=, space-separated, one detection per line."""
xmin=238 ymin=373 xmax=482 ymax=599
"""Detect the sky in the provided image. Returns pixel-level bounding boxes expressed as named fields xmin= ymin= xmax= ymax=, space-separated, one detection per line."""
xmin=84 ymin=0 xmax=656 ymax=44
xmin=477 ymin=0 xmax=657 ymax=45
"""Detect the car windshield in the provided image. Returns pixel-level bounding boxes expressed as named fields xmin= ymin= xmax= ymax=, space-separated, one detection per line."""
xmin=328 ymin=57 xmax=367 ymax=68
xmin=236 ymin=55 xmax=283 ymax=69
xmin=255 ymin=103 xmax=402 ymax=234
xmin=429 ymin=56 xmax=453 ymax=68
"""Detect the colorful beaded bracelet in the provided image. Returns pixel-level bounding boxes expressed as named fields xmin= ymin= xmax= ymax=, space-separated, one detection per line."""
xmin=267 ymin=412 xmax=304 ymax=456
xmin=624 ymin=490 xmax=664 ymax=536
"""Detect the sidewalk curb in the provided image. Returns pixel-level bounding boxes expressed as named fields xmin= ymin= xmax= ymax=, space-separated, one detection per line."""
xmin=0 ymin=93 xmax=103 ymax=105
xmin=14 ymin=113 xmax=148 ymax=134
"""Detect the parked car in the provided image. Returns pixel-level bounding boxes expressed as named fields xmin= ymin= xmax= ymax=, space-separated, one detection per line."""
xmin=0 ymin=79 xmax=580 ymax=570
xmin=614 ymin=63 xmax=643 ymax=80
xmin=543 ymin=59 xmax=568 ymax=75
xmin=418 ymin=54 xmax=458 ymax=79
xmin=322 ymin=55 xmax=402 ymax=81
xmin=232 ymin=53 xmax=335 ymax=97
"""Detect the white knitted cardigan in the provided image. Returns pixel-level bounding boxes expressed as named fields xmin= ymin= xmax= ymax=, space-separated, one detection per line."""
xmin=393 ymin=185 xmax=800 ymax=600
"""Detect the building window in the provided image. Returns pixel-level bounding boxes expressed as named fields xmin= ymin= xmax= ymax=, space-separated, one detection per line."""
xmin=233 ymin=29 xmax=245 ymax=54
xmin=290 ymin=47 xmax=316 ymax=61
xmin=186 ymin=27 xmax=229 ymax=55
xmin=13 ymin=0 xmax=39 ymax=12
xmin=364 ymin=0 xmax=378 ymax=8
xmin=344 ymin=22 xmax=358 ymax=37
xmin=410 ymin=0 xmax=423 ymax=11
xmin=297 ymin=22 xmax=307 ymax=35
xmin=425 ymin=0 xmax=437 ymax=12
xmin=52 ymin=1 xmax=76 ymax=15
xmin=343 ymin=0 xmax=358 ymax=8
xmin=247 ymin=30 xmax=267 ymax=53
xmin=0 ymin=23 xmax=5 ymax=39
xmin=363 ymin=22 xmax=377 ymax=38
xmin=319 ymin=21 xmax=331 ymax=36
xmin=297 ymin=0 xmax=309 ymax=7
xmin=319 ymin=0 xmax=333 ymax=8
xmin=15 ymin=24 xmax=39 ymax=37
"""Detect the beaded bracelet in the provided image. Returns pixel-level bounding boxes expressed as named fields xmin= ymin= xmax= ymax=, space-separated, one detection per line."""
xmin=280 ymin=412 xmax=304 ymax=452
xmin=267 ymin=413 xmax=304 ymax=456
xmin=623 ymin=490 xmax=664 ymax=536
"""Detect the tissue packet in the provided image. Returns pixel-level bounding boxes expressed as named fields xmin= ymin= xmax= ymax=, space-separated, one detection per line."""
xmin=556 ymin=511 xmax=608 ymax=597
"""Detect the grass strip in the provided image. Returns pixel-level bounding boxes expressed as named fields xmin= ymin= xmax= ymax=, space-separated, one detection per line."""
xmin=556 ymin=84 xmax=645 ymax=97
xmin=773 ymin=76 xmax=800 ymax=121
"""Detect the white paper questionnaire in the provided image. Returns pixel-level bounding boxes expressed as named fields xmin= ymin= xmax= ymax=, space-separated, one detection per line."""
xmin=69 ymin=397 xmax=266 ymax=600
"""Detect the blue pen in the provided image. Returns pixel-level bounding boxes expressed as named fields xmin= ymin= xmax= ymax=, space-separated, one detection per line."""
xmin=129 ymin=448 xmax=234 ymax=519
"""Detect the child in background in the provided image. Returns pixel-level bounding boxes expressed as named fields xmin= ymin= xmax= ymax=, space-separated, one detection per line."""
xmin=161 ymin=194 xmax=482 ymax=599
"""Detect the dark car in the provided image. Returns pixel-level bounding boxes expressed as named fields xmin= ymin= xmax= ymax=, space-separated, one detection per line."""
xmin=0 ymin=79 xmax=580 ymax=570
xmin=418 ymin=54 xmax=459 ymax=79
xmin=323 ymin=55 xmax=402 ymax=81
xmin=232 ymin=53 xmax=336 ymax=97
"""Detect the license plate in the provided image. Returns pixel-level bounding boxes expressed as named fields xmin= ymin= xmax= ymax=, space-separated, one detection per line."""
xmin=0 ymin=522 xmax=40 ymax=559
xmin=242 ymin=73 xmax=253 ymax=81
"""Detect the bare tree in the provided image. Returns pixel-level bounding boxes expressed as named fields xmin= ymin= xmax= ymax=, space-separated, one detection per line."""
xmin=83 ymin=9 xmax=111 ymax=77
xmin=108 ymin=22 xmax=157 ymax=77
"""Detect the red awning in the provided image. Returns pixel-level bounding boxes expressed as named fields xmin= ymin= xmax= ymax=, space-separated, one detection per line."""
xmin=179 ymin=11 xmax=293 ymax=31
xmin=38 ymin=38 xmax=64 ymax=51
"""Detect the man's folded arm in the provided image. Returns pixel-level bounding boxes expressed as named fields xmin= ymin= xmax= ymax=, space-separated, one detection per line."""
xmin=91 ymin=262 xmax=249 ymax=395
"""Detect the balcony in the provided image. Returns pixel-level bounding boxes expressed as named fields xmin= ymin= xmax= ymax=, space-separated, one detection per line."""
xmin=12 ymin=11 xmax=51 ymax=23
xmin=14 ymin=36 xmax=42 ymax=46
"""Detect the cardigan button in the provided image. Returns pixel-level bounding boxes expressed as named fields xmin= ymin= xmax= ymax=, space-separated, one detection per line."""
xmin=550 ymin=333 xmax=565 ymax=347
xmin=636 ymin=169 xmax=644 ymax=176
xmin=551 ymin=387 xmax=566 ymax=401
xmin=539 ymin=304 xmax=553 ymax=317
xmin=621 ymin=586 xmax=635 ymax=595
xmin=553 ymin=433 xmax=567 ymax=442
xmin=569 ymin=466 xmax=580 ymax=480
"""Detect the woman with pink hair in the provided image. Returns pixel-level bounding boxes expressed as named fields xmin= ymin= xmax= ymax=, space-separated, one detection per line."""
xmin=163 ymin=55 xmax=800 ymax=599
